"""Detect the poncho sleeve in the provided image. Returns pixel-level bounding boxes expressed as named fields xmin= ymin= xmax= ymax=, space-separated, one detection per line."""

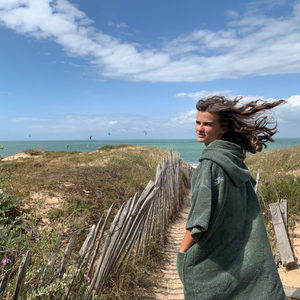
xmin=185 ymin=159 xmax=213 ymax=243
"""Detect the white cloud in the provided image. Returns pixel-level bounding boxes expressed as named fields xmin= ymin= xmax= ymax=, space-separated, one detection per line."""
xmin=286 ymin=95 xmax=300 ymax=108
xmin=107 ymin=20 xmax=114 ymax=26
xmin=116 ymin=22 xmax=128 ymax=29
xmin=226 ymin=10 xmax=240 ymax=18
xmin=68 ymin=61 xmax=79 ymax=67
xmin=175 ymin=90 xmax=232 ymax=100
xmin=1 ymin=0 xmax=300 ymax=82
xmin=108 ymin=121 xmax=118 ymax=125
xmin=170 ymin=110 xmax=197 ymax=125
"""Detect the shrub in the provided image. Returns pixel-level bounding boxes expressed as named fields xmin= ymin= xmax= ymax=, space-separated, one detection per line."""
xmin=98 ymin=144 xmax=132 ymax=151
xmin=24 ymin=149 xmax=45 ymax=156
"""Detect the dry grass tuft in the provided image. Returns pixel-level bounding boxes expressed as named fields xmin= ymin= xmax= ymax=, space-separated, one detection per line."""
xmin=245 ymin=145 xmax=300 ymax=249
xmin=23 ymin=149 xmax=45 ymax=156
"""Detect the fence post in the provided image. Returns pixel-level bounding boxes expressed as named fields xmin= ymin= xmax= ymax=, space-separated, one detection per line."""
xmin=12 ymin=250 xmax=31 ymax=300
xmin=0 ymin=269 xmax=11 ymax=300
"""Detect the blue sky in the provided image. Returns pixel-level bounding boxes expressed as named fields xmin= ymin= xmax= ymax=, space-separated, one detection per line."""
xmin=1 ymin=0 xmax=300 ymax=140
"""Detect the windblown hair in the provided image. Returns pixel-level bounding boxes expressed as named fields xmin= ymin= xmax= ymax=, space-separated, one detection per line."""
xmin=196 ymin=96 xmax=286 ymax=153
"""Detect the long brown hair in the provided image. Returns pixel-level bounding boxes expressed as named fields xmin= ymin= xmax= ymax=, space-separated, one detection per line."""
xmin=196 ymin=96 xmax=286 ymax=153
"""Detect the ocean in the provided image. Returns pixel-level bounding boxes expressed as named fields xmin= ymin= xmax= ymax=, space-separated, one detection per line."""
xmin=1 ymin=139 xmax=300 ymax=168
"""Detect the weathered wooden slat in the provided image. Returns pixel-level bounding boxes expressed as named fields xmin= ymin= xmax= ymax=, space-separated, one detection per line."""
xmin=135 ymin=215 xmax=147 ymax=259
xmin=152 ymin=190 xmax=159 ymax=241
xmin=112 ymin=183 xmax=155 ymax=262
xmin=61 ymin=225 xmax=98 ymax=300
xmin=12 ymin=250 xmax=31 ymax=300
xmin=254 ymin=168 xmax=260 ymax=194
xmin=160 ymin=178 xmax=165 ymax=245
xmin=105 ymin=199 xmax=132 ymax=268
xmin=148 ymin=196 xmax=158 ymax=246
xmin=118 ymin=187 xmax=159 ymax=266
xmin=59 ymin=231 xmax=76 ymax=276
xmin=135 ymin=187 xmax=159 ymax=257
xmin=269 ymin=203 xmax=295 ymax=267
xmin=78 ymin=224 xmax=96 ymax=258
xmin=128 ymin=193 xmax=138 ymax=220
xmin=41 ymin=238 xmax=61 ymax=283
xmin=284 ymin=285 xmax=300 ymax=300
xmin=141 ymin=201 xmax=154 ymax=256
xmin=61 ymin=219 xmax=104 ymax=300
xmin=138 ymin=180 xmax=155 ymax=204
xmin=93 ymin=203 xmax=125 ymax=295
xmin=81 ymin=216 xmax=103 ymax=271
xmin=117 ymin=213 xmax=146 ymax=270
xmin=85 ymin=203 xmax=123 ymax=298
xmin=86 ymin=203 xmax=115 ymax=278
xmin=0 ymin=269 xmax=11 ymax=300
xmin=95 ymin=202 xmax=129 ymax=294
xmin=279 ymin=199 xmax=288 ymax=229
xmin=155 ymin=163 xmax=162 ymax=185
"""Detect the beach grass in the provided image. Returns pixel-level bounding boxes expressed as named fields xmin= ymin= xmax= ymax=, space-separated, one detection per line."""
xmin=246 ymin=145 xmax=300 ymax=249
xmin=0 ymin=145 xmax=178 ymax=299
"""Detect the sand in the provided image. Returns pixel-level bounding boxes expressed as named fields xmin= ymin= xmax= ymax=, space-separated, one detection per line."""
xmin=2 ymin=152 xmax=34 ymax=161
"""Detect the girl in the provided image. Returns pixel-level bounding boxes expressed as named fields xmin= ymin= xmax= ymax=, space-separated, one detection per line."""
xmin=177 ymin=96 xmax=287 ymax=300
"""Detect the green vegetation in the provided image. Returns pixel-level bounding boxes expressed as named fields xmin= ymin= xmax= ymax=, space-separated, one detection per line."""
xmin=246 ymin=145 xmax=300 ymax=249
xmin=98 ymin=144 xmax=132 ymax=151
xmin=0 ymin=145 xmax=183 ymax=299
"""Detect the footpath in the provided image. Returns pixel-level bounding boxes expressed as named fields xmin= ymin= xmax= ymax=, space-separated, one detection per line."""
xmin=155 ymin=193 xmax=191 ymax=300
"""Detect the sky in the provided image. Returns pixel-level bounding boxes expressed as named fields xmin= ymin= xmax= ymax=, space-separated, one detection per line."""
xmin=1 ymin=0 xmax=300 ymax=140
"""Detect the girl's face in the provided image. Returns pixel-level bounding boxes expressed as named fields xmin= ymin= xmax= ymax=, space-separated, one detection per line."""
xmin=195 ymin=111 xmax=228 ymax=146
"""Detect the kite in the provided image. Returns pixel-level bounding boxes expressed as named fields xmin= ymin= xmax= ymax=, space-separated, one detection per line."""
xmin=143 ymin=131 xmax=147 ymax=136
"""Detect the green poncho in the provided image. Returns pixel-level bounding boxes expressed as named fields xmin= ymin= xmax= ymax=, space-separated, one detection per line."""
xmin=177 ymin=140 xmax=286 ymax=300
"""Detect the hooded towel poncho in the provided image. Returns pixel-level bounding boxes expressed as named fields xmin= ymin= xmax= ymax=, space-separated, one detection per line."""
xmin=177 ymin=140 xmax=286 ymax=300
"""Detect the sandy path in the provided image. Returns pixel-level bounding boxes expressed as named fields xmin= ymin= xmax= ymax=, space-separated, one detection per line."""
xmin=155 ymin=193 xmax=191 ymax=300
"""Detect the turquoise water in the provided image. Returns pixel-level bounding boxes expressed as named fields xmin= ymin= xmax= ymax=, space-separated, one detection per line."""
xmin=1 ymin=139 xmax=300 ymax=167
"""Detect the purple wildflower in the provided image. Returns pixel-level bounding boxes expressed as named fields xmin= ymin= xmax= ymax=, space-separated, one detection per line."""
xmin=62 ymin=239 xmax=66 ymax=243
xmin=2 ymin=258 xmax=9 ymax=265
xmin=85 ymin=276 xmax=91 ymax=282
xmin=35 ymin=237 xmax=40 ymax=242
xmin=22 ymin=253 xmax=25 ymax=257
xmin=58 ymin=230 xmax=62 ymax=235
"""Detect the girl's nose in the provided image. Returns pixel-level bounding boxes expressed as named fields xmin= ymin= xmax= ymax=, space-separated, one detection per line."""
xmin=197 ymin=124 xmax=203 ymax=131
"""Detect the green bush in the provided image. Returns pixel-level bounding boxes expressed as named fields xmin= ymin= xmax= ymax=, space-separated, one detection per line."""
xmin=98 ymin=144 xmax=132 ymax=151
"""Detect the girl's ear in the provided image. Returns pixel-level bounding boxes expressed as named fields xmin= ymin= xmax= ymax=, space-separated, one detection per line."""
xmin=221 ymin=127 xmax=228 ymax=134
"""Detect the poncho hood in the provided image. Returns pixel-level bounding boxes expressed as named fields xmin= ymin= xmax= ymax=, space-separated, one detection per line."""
xmin=199 ymin=140 xmax=251 ymax=187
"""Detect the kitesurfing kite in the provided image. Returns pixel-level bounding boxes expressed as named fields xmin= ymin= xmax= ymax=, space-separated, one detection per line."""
xmin=108 ymin=132 xmax=111 ymax=136
xmin=90 ymin=136 xmax=92 ymax=140
xmin=143 ymin=131 xmax=147 ymax=136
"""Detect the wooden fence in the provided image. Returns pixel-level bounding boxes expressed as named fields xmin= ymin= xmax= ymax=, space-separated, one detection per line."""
xmin=0 ymin=151 xmax=194 ymax=300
